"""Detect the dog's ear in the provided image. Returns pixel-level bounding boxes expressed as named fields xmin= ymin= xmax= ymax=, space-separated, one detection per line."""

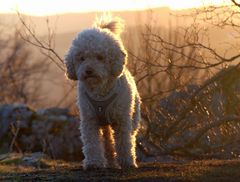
xmin=111 ymin=50 xmax=127 ymax=77
xmin=65 ymin=54 xmax=78 ymax=80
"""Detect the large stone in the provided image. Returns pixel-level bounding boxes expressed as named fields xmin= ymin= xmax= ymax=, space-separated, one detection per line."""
xmin=0 ymin=105 xmax=83 ymax=161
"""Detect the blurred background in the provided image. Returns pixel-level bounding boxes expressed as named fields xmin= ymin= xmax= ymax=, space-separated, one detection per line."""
xmin=0 ymin=0 xmax=240 ymax=163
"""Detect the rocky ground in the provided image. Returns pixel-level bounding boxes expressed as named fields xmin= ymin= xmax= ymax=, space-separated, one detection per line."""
xmin=0 ymin=153 xmax=239 ymax=182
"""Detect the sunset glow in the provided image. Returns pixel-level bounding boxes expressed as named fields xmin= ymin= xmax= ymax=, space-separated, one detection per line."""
xmin=0 ymin=0 xmax=229 ymax=16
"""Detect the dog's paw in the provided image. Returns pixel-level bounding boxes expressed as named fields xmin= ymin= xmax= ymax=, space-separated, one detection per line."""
xmin=119 ymin=162 xmax=138 ymax=170
xmin=84 ymin=164 xmax=104 ymax=171
xmin=82 ymin=159 xmax=105 ymax=170
xmin=105 ymin=161 xmax=121 ymax=169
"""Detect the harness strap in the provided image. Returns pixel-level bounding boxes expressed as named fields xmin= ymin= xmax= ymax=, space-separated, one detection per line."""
xmin=85 ymin=92 xmax=118 ymax=126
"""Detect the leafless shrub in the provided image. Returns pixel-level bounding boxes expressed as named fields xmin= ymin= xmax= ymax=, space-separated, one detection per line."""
xmin=17 ymin=13 xmax=76 ymax=109
xmin=126 ymin=4 xmax=240 ymax=158
xmin=0 ymin=27 xmax=48 ymax=107
xmin=16 ymin=3 xmax=240 ymax=159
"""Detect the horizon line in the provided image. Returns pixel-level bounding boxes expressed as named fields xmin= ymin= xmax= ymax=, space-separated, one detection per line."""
xmin=0 ymin=5 xmax=208 ymax=17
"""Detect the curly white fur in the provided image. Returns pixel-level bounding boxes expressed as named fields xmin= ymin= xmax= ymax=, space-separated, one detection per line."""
xmin=65 ymin=16 xmax=141 ymax=170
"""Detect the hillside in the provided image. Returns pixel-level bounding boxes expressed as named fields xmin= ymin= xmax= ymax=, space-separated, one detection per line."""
xmin=0 ymin=7 xmax=236 ymax=108
xmin=0 ymin=7 xmax=188 ymax=35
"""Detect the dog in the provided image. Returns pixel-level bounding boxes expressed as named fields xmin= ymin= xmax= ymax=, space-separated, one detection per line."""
xmin=64 ymin=16 xmax=141 ymax=170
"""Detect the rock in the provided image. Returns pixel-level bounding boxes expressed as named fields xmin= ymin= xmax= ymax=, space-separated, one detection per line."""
xmin=0 ymin=152 xmax=50 ymax=168
xmin=147 ymin=67 xmax=240 ymax=158
xmin=0 ymin=105 xmax=83 ymax=161
xmin=22 ymin=152 xmax=50 ymax=168
xmin=0 ymin=104 xmax=34 ymax=138
xmin=37 ymin=107 xmax=70 ymax=116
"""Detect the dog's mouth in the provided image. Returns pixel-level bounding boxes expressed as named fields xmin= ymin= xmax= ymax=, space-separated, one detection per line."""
xmin=84 ymin=75 xmax=99 ymax=80
xmin=82 ymin=75 xmax=102 ymax=89
xmin=81 ymin=74 xmax=102 ymax=84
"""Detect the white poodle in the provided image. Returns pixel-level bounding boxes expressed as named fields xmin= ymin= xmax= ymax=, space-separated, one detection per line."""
xmin=64 ymin=16 xmax=141 ymax=170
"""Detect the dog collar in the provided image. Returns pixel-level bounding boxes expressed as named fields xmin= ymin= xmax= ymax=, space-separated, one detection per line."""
xmin=85 ymin=92 xmax=118 ymax=126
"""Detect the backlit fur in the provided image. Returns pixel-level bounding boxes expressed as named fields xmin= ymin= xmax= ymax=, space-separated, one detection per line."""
xmin=65 ymin=16 xmax=141 ymax=170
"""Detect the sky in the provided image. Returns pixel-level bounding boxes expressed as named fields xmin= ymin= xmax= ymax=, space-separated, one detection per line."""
xmin=0 ymin=0 xmax=229 ymax=16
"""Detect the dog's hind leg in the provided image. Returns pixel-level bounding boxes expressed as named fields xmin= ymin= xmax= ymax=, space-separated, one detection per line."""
xmin=132 ymin=95 xmax=141 ymax=132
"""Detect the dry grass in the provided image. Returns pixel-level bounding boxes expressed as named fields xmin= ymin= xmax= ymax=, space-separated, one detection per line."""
xmin=0 ymin=157 xmax=239 ymax=182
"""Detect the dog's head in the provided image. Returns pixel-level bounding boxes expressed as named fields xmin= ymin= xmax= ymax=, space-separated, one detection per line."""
xmin=64 ymin=16 xmax=127 ymax=87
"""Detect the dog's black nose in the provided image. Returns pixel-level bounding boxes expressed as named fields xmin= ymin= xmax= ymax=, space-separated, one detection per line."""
xmin=85 ymin=68 xmax=93 ymax=75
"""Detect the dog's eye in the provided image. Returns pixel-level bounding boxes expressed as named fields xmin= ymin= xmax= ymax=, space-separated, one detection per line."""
xmin=96 ymin=55 xmax=104 ymax=61
xmin=80 ymin=56 xmax=85 ymax=61
xmin=76 ymin=55 xmax=85 ymax=62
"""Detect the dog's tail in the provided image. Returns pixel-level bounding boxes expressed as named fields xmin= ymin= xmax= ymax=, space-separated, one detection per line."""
xmin=94 ymin=14 xmax=124 ymax=35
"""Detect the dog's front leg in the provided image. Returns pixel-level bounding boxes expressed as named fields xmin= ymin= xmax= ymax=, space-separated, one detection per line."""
xmin=80 ymin=119 xmax=106 ymax=170
xmin=114 ymin=120 xmax=138 ymax=169
xmin=102 ymin=125 xmax=119 ymax=169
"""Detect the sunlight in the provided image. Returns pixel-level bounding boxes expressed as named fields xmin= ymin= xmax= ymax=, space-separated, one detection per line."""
xmin=164 ymin=0 xmax=229 ymax=10
xmin=0 ymin=0 xmax=228 ymax=16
